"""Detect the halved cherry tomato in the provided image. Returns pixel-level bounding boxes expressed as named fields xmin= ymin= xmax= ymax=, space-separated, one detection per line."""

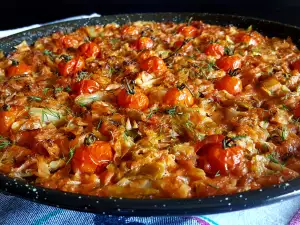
xmin=58 ymin=57 xmax=85 ymax=77
xmin=72 ymin=141 xmax=113 ymax=174
xmin=163 ymin=87 xmax=194 ymax=107
xmin=72 ymin=79 xmax=100 ymax=95
xmin=178 ymin=26 xmax=198 ymax=37
xmin=78 ymin=42 xmax=100 ymax=58
xmin=294 ymin=104 xmax=300 ymax=118
xmin=205 ymin=44 xmax=224 ymax=58
xmin=215 ymin=75 xmax=243 ymax=95
xmin=196 ymin=135 xmax=243 ymax=175
xmin=6 ymin=62 xmax=32 ymax=77
xmin=139 ymin=56 xmax=167 ymax=75
xmin=198 ymin=143 xmax=243 ymax=175
xmin=216 ymin=55 xmax=241 ymax=71
xmin=234 ymin=33 xmax=258 ymax=46
xmin=0 ymin=106 xmax=20 ymax=135
xmin=291 ymin=59 xmax=300 ymax=71
xmin=121 ymin=25 xmax=139 ymax=36
xmin=136 ymin=37 xmax=154 ymax=50
xmin=117 ymin=88 xmax=149 ymax=110
xmin=59 ymin=35 xmax=79 ymax=49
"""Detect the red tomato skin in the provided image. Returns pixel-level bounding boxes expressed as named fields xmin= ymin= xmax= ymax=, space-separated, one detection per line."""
xmin=216 ymin=56 xmax=241 ymax=71
xmin=72 ymin=80 xmax=100 ymax=95
xmin=163 ymin=88 xmax=194 ymax=107
xmin=139 ymin=56 xmax=166 ymax=75
xmin=121 ymin=25 xmax=139 ymax=37
xmin=6 ymin=62 xmax=32 ymax=77
xmin=137 ymin=37 xmax=154 ymax=50
xmin=294 ymin=104 xmax=300 ymax=118
xmin=234 ymin=33 xmax=258 ymax=46
xmin=72 ymin=141 xmax=113 ymax=174
xmin=78 ymin=42 xmax=100 ymax=58
xmin=194 ymin=134 xmax=225 ymax=153
xmin=205 ymin=44 xmax=225 ymax=58
xmin=58 ymin=57 xmax=85 ymax=77
xmin=178 ymin=26 xmax=198 ymax=37
xmin=215 ymin=75 xmax=243 ymax=95
xmin=60 ymin=35 xmax=79 ymax=49
xmin=117 ymin=89 xmax=149 ymax=111
xmin=198 ymin=143 xmax=243 ymax=175
xmin=291 ymin=59 xmax=300 ymax=71
xmin=0 ymin=107 xmax=20 ymax=135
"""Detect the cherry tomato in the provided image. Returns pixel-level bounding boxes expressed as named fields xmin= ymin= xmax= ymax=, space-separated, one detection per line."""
xmin=6 ymin=62 xmax=32 ymax=77
xmin=215 ymin=75 xmax=243 ymax=95
xmin=72 ymin=79 xmax=100 ymax=95
xmin=198 ymin=143 xmax=243 ymax=175
xmin=59 ymin=35 xmax=79 ymax=49
xmin=234 ymin=33 xmax=258 ymax=46
xmin=136 ymin=37 xmax=154 ymax=50
xmin=58 ymin=57 xmax=85 ymax=77
xmin=163 ymin=87 xmax=194 ymax=107
xmin=78 ymin=42 xmax=100 ymax=58
xmin=294 ymin=104 xmax=300 ymax=118
xmin=0 ymin=106 xmax=20 ymax=135
xmin=137 ymin=50 xmax=153 ymax=63
xmin=205 ymin=44 xmax=224 ymax=58
xmin=178 ymin=26 xmax=198 ymax=37
xmin=121 ymin=25 xmax=139 ymax=36
xmin=117 ymin=88 xmax=149 ymax=110
xmin=196 ymin=135 xmax=243 ymax=175
xmin=72 ymin=141 xmax=113 ymax=174
xmin=291 ymin=59 xmax=300 ymax=71
xmin=216 ymin=55 xmax=241 ymax=72
xmin=194 ymin=134 xmax=225 ymax=153
xmin=139 ymin=56 xmax=167 ymax=75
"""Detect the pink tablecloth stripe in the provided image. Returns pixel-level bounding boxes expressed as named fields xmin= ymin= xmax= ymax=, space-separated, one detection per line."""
xmin=290 ymin=210 xmax=300 ymax=225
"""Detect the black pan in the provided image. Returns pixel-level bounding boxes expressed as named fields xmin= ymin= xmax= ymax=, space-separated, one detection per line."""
xmin=0 ymin=13 xmax=300 ymax=216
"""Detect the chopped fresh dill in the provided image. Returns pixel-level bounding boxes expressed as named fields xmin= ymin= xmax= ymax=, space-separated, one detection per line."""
xmin=0 ymin=136 xmax=11 ymax=149
xmin=27 ymin=96 xmax=42 ymax=102
xmin=66 ymin=146 xmax=77 ymax=164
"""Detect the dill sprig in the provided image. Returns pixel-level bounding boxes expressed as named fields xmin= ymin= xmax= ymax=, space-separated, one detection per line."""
xmin=0 ymin=136 xmax=11 ymax=149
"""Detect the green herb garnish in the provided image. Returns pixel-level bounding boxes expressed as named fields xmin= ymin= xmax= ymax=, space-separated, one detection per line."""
xmin=28 ymin=96 xmax=42 ymax=102
xmin=96 ymin=120 xmax=102 ymax=130
xmin=41 ymin=108 xmax=61 ymax=123
xmin=281 ymin=105 xmax=290 ymax=111
xmin=224 ymin=46 xmax=234 ymax=56
xmin=11 ymin=59 xmax=19 ymax=66
xmin=43 ymin=50 xmax=57 ymax=60
xmin=165 ymin=106 xmax=177 ymax=116
xmin=84 ymin=133 xmax=97 ymax=146
xmin=60 ymin=54 xmax=72 ymax=62
xmin=64 ymin=86 xmax=72 ymax=92
xmin=207 ymin=183 xmax=219 ymax=189
xmin=281 ymin=126 xmax=288 ymax=141
xmin=66 ymin=146 xmax=76 ymax=164
xmin=147 ymin=108 xmax=158 ymax=119
xmin=43 ymin=88 xmax=50 ymax=95
xmin=215 ymin=170 xmax=220 ymax=177
xmin=77 ymin=71 xmax=91 ymax=81
xmin=0 ymin=136 xmax=11 ymax=149
xmin=267 ymin=152 xmax=280 ymax=164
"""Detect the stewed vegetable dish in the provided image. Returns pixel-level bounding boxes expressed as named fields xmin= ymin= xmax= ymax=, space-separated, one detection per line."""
xmin=1 ymin=19 xmax=300 ymax=198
